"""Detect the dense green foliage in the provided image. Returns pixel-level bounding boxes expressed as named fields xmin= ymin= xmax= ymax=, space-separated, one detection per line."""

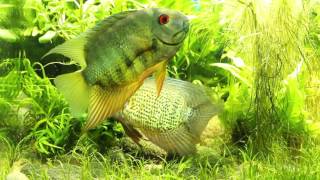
xmin=0 ymin=0 xmax=320 ymax=179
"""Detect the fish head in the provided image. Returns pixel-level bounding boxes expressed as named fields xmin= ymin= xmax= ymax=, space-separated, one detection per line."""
xmin=151 ymin=8 xmax=189 ymax=48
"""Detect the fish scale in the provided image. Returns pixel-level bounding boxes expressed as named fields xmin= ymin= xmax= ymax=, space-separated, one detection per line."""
xmin=122 ymin=80 xmax=194 ymax=131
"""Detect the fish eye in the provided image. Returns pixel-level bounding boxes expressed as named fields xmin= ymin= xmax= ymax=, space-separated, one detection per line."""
xmin=159 ymin=14 xmax=169 ymax=25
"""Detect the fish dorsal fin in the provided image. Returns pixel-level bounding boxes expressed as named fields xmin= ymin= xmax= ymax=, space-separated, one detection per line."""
xmin=42 ymin=36 xmax=87 ymax=69
xmin=141 ymin=126 xmax=198 ymax=156
xmin=86 ymin=10 xmax=137 ymax=36
xmin=42 ymin=10 xmax=137 ymax=68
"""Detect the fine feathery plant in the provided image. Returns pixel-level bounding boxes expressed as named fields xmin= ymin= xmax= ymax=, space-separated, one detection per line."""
xmin=212 ymin=56 xmax=309 ymax=149
xmin=219 ymin=0 xmax=313 ymax=154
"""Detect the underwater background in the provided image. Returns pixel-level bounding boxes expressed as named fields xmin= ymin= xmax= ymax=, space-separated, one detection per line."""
xmin=0 ymin=0 xmax=320 ymax=179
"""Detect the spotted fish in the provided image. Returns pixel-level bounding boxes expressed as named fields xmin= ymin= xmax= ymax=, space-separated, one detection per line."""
xmin=114 ymin=78 xmax=223 ymax=155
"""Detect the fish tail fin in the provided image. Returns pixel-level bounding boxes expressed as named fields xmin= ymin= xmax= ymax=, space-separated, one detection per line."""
xmin=165 ymin=78 xmax=224 ymax=137
xmin=54 ymin=71 xmax=89 ymax=116
xmin=42 ymin=36 xmax=87 ymax=68
xmin=142 ymin=127 xmax=198 ymax=156
xmin=189 ymin=100 xmax=223 ymax=138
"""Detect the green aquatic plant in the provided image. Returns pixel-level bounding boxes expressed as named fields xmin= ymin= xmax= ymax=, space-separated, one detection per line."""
xmin=168 ymin=1 xmax=228 ymax=87
xmin=0 ymin=0 xmax=319 ymax=179
xmin=0 ymin=58 xmax=72 ymax=155
xmin=0 ymin=58 xmax=123 ymax=156
xmin=0 ymin=0 xmax=142 ymax=60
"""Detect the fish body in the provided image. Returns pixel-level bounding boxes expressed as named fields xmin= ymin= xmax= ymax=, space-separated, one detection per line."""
xmin=43 ymin=8 xmax=189 ymax=130
xmin=115 ymin=78 xmax=223 ymax=155
xmin=83 ymin=9 xmax=188 ymax=87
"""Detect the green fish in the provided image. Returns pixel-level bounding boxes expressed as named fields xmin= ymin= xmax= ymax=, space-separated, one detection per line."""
xmin=43 ymin=8 xmax=189 ymax=130
xmin=114 ymin=78 xmax=223 ymax=156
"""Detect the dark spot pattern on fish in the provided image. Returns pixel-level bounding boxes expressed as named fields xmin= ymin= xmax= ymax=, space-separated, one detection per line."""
xmin=151 ymin=38 xmax=158 ymax=50
xmin=115 ymin=66 xmax=122 ymax=75
xmin=134 ymin=46 xmax=156 ymax=68
xmin=125 ymin=57 xmax=133 ymax=68
xmin=95 ymin=77 xmax=118 ymax=88
xmin=95 ymin=80 xmax=106 ymax=88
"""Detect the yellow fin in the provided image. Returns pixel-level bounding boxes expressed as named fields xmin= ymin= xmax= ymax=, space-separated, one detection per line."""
xmin=83 ymin=80 xmax=143 ymax=131
xmin=42 ymin=36 xmax=87 ymax=69
xmin=154 ymin=60 xmax=167 ymax=96
xmin=142 ymin=126 xmax=198 ymax=156
xmin=83 ymin=61 xmax=170 ymax=131
xmin=54 ymin=71 xmax=89 ymax=116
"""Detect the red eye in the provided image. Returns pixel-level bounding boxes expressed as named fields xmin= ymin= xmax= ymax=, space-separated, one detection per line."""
xmin=159 ymin=14 xmax=169 ymax=25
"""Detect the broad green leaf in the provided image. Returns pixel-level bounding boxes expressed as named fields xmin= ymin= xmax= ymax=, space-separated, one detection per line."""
xmin=210 ymin=63 xmax=252 ymax=86
xmin=38 ymin=31 xmax=57 ymax=44
xmin=0 ymin=29 xmax=19 ymax=43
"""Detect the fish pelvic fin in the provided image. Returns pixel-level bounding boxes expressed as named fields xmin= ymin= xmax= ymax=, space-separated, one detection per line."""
xmin=42 ymin=36 xmax=87 ymax=69
xmin=83 ymin=80 xmax=144 ymax=131
xmin=54 ymin=71 xmax=89 ymax=116
xmin=142 ymin=126 xmax=198 ymax=156
xmin=154 ymin=60 xmax=167 ymax=97
xmin=119 ymin=121 xmax=143 ymax=145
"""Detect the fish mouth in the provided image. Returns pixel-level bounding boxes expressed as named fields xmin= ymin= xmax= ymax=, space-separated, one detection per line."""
xmin=155 ymin=29 xmax=187 ymax=46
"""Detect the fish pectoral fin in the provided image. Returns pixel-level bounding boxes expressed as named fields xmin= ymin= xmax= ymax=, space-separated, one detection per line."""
xmin=42 ymin=36 xmax=87 ymax=69
xmin=54 ymin=71 xmax=89 ymax=116
xmin=154 ymin=60 xmax=167 ymax=96
xmin=142 ymin=126 xmax=198 ymax=156
xmin=83 ymin=81 xmax=143 ymax=131
xmin=119 ymin=121 xmax=143 ymax=145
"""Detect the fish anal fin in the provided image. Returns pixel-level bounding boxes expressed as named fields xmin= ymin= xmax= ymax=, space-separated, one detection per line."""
xmin=154 ymin=60 xmax=167 ymax=96
xmin=83 ymin=80 xmax=143 ymax=131
xmin=142 ymin=126 xmax=198 ymax=156
xmin=54 ymin=71 xmax=89 ymax=116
